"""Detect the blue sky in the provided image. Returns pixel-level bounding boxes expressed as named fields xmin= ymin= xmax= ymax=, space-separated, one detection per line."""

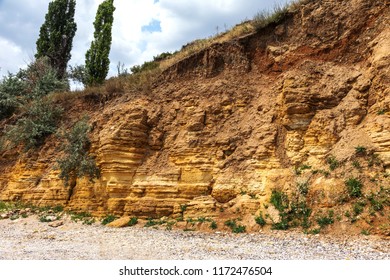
xmin=0 ymin=0 xmax=291 ymax=78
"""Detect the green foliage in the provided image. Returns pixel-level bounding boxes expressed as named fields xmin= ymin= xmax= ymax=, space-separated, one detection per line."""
xmin=144 ymin=218 xmax=159 ymax=227
xmin=353 ymin=200 xmax=366 ymax=215
xmin=4 ymin=98 xmax=63 ymax=150
xmin=297 ymin=181 xmax=309 ymax=196
xmin=68 ymin=64 xmax=88 ymax=85
xmin=127 ymin=217 xmax=138 ymax=227
xmin=153 ymin=52 xmax=172 ymax=62
xmin=326 ymin=156 xmax=339 ymax=171
xmin=0 ymin=73 xmax=26 ymax=119
xmin=70 ymin=212 xmax=95 ymax=225
xmin=316 ymin=210 xmax=334 ymax=228
xmin=85 ymin=0 xmax=115 ymax=86
xmin=101 ymin=214 xmax=116 ymax=225
xmin=210 ymin=220 xmax=218 ymax=230
xmin=355 ymin=146 xmax=367 ymax=155
xmin=345 ymin=178 xmax=363 ymax=198
xmin=255 ymin=213 xmax=266 ymax=227
xmin=1 ymin=58 xmax=66 ymax=122
xmin=56 ymin=118 xmax=100 ymax=186
xmin=36 ymin=0 xmax=77 ymax=78
xmin=270 ymin=190 xmax=289 ymax=212
xmin=352 ymin=161 xmax=361 ymax=169
xmin=130 ymin=61 xmax=159 ymax=74
xmin=224 ymin=219 xmax=246 ymax=233
xmin=253 ymin=3 xmax=289 ymax=31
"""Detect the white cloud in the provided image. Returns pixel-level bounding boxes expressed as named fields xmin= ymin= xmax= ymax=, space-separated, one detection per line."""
xmin=0 ymin=37 xmax=28 ymax=77
xmin=0 ymin=0 xmax=291 ymax=79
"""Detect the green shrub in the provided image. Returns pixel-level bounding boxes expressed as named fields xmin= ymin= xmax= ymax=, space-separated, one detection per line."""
xmin=224 ymin=219 xmax=246 ymax=233
xmin=345 ymin=178 xmax=363 ymax=198
xmin=271 ymin=217 xmax=289 ymax=230
xmin=270 ymin=190 xmax=289 ymax=212
xmin=0 ymin=73 xmax=26 ymax=119
xmin=352 ymin=161 xmax=361 ymax=169
xmin=57 ymin=118 xmax=100 ymax=186
xmin=255 ymin=213 xmax=266 ymax=227
xmin=70 ymin=211 xmax=94 ymax=224
xmin=355 ymin=146 xmax=367 ymax=155
xmin=128 ymin=217 xmax=138 ymax=227
xmin=144 ymin=218 xmax=159 ymax=227
xmin=297 ymin=181 xmax=309 ymax=196
xmin=210 ymin=220 xmax=218 ymax=230
xmin=4 ymin=98 xmax=63 ymax=150
xmin=353 ymin=202 xmax=365 ymax=215
xmin=316 ymin=210 xmax=334 ymax=228
xmin=327 ymin=156 xmax=339 ymax=171
xmin=101 ymin=214 xmax=116 ymax=225
xmin=130 ymin=61 xmax=159 ymax=74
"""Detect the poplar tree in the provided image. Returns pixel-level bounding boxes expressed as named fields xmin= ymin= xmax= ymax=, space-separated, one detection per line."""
xmin=35 ymin=0 xmax=77 ymax=79
xmin=85 ymin=0 xmax=115 ymax=86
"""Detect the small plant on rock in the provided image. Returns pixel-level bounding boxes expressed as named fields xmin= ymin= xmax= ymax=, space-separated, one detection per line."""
xmin=345 ymin=178 xmax=363 ymax=198
xmin=101 ymin=214 xmax=116 ymax=225
xmin=316 ymin=210 xmax=334 ymax=228
xmin=255 ymin=213 xmax=266 ymax=227
xmin=127 ymin=217 xmax=138 ymax=227
xmin=327 ymin=155 xmax=339 ymax=171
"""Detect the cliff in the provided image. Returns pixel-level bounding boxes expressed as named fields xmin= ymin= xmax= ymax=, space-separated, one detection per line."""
xmin=1 ymin=0 xmax=389 ymax=235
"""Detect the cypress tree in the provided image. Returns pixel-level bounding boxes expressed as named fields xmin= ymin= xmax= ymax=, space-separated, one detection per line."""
xmin=35 ymin=0 xmax=77 ymax=79
xmin=85 ymin=0 xmax=115 ymax=86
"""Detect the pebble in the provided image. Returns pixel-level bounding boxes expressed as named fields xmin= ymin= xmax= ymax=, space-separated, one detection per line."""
xmin=0 ymin=216 xmax=389 ymax=260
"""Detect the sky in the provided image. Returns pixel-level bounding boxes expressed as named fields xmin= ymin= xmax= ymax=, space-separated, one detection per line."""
xmin=0 ymin=0 xmax=290 ymax=79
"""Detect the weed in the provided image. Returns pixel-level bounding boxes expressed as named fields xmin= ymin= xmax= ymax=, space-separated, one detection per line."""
xmin=232 ymin=225 xmax=246 ymax=233
xmin=271 ymin=217 xmax=289 ymax=230
xmin=355 ymin=146 xmax=367 ymax=155
xmin=70 ymin=211 xmax=95 ymax=224
xmin=39 ymin=215 xmax=54 ymax=223
xmin=53 ymin=205 xmax=64 ymax=213
xmin=127 ymin=217 xmax=138 ymax=227
xmin=316 ymin=210 xmax=334 ymax=228
xmin=101 ymin=214 xmax=116 ymax=225
xmin=377 ymin=109 xmax=387 ymax=115
xmin=368 ymin=154 xmax=381 ymax=167
xmin=361 ymin=229 xmax=371 ymax=236
xmin=144 ymin=218 xmax=158 ymax=227
xmin=352 ymin=161 xmax=361 ymax=169
xmin=270 ymin=190 xmax=289 ymax=212
xmin=253 ymin=3 xmax=289 ymax=31
xmin=180 ymin=204 xmax=188 ymax=213
xmin=224 ymin=219 xmax=246 ymax=233
xmin=306 ymin=228 xmax=321 ymax=235
xmin=368 ymin=195 xmax=384 ymax=212
xmin=344 ymin=211 xmax=351 ymax=218
xmin=210 ymin=220 xmax=218 ymax=230
xmin=0 ymin=201 xmax=9 ymax=211
xmin=165 ymin=221 xmax=175 ymax=231
xmin=255 ymin=213 xmax=267 ymax=227
xmin=345 ymin=178 xmax=363 ymax=198
xmin=327 ymin=156 xmax=339 ymax=171
xmin=297 ymin=181 xmax=309 ymax=196
xmin=353 ymin=201 xmax=365 ymax=215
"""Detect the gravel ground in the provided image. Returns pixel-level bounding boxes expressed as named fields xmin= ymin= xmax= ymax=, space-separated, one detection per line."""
xmin=0 ymin=216 xmax=389 ymax=260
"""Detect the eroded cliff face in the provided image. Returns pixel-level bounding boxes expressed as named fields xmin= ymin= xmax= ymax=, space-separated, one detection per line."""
xmin=1 ymin=0 xmax=389 ymax=234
